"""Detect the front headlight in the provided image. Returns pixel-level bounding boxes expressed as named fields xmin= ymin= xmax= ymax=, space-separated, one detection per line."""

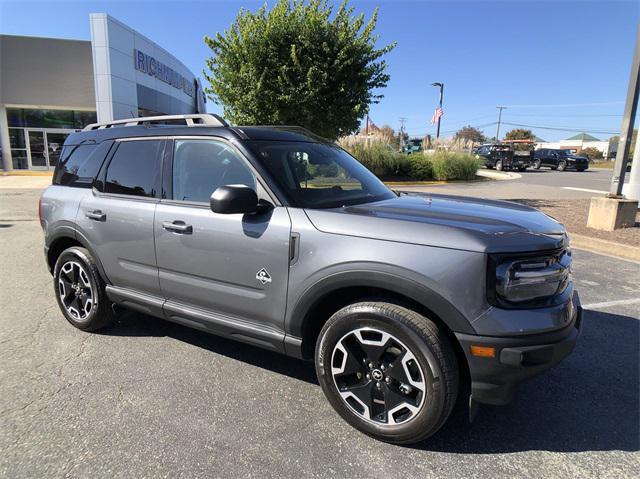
xmin=489 ymin=249 xmax=571 ymax=307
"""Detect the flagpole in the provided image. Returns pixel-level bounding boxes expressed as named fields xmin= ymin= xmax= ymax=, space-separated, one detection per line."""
xmin=432 ymin=82 xmax=444 ymax=139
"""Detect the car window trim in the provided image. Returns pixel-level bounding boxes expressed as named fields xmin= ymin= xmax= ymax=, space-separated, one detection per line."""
xmin=162 ymin=135 xmax=281 ymax=207
xmin=98 ymin=137 xmax=166 ymax=200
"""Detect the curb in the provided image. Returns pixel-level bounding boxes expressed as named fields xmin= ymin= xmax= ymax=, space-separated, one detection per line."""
xmin=1 ymin=171 xmax=53 ymax=177
xmin=476 ymin=169 xmax=521 ymax=181
xmin=569 ymin=233 xmax=640 ymax=262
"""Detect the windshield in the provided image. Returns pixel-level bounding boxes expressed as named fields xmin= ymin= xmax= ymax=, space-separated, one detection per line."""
xmin=246 ymin=141 xmax=395 ymax=209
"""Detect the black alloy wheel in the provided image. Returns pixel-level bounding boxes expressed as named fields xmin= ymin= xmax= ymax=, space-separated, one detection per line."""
xmin=316 ymin=302 xmax=458 ymax=444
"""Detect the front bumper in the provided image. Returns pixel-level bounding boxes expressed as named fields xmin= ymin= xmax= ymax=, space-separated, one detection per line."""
xmin=455 ymin=295 xmax=582 ymax=405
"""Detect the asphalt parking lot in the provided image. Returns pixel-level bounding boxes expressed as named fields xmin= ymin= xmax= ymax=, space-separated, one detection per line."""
xmin=403 ymin=167 xmax=621 ymax=200
xmin=1 ymin=187 xmax=638 ymax=478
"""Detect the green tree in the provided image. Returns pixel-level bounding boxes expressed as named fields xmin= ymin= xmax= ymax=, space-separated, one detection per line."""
xmin=580 ymin=147 xmax=603 ymax=160
xmin=204 ymin=0 xmax=396 ymax=139
xmin=504 ymin=128 xmax=535 ymax=141
xmin=455 ymin=125 xmax=485 ymax=144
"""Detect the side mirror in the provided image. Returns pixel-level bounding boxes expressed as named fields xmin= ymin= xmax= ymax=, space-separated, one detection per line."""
xmin=210 ymin=185 xmax=259 ymax=214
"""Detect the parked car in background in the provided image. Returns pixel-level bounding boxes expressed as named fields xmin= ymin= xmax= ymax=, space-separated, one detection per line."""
xmin=473 ymin=143 xmax=528 ymax=171
xmin=533 ymin=149 xmax=589 ymax=171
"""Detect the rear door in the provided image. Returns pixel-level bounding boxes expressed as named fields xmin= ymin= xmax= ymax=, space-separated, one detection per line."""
xmin=154 ymin=137 xmax=291 ymax=337
xmin=76 ymin=138 xmax=165 ymax=296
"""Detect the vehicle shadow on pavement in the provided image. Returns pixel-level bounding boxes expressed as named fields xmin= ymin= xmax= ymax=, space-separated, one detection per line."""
xmin=415 ymin=309 xmax=640 ymax=453
xmin=99 ymin=308 xmax=638 ymax=453
xmin=99 ymin=312 xmax=319 ymax=385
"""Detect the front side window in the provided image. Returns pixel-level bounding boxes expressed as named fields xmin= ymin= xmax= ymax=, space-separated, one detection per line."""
xmin=247 ymin=141 xmax=394 ymax=209
xmin=172 ymin=139 xmax=256 ymax=203
xmin=104 ymin=140 xmax=162 ymax=197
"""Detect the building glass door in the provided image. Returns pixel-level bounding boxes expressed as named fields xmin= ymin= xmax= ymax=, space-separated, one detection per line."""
xmin=46 ymin=131 xmax=70 ymax=168
xmin=23 ymin=129 xmax=72 ymax=170
xmin=27 ymin=130 xmax=47 ymax=169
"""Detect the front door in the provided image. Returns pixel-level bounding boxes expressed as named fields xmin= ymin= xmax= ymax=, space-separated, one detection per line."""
xmin=154 ymin=138 xmax=291 ymax=334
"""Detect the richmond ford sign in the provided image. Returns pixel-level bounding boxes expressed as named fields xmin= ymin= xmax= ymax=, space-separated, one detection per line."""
xmin=134 ymin=49 xmax=195 ymax=98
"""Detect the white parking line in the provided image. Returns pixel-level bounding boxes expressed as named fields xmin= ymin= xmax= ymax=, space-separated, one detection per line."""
xmin=582 ymin=298 xmax=640 ymax=310
xmin=562 ymin=187 xmax=608 ymax=194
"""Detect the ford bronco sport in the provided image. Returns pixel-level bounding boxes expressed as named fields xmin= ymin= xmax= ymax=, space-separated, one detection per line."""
xmin=40 ymin=114 xmax=581 ymax=444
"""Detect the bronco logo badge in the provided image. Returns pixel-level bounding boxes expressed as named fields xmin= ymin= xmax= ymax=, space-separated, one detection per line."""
xmin=256 ymin=268 xmax=272 ymax=285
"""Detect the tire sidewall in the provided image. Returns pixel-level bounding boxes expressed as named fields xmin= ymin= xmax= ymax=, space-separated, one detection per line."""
xmin=315 ymin=306 xmax=449 ymax=443
xmin=53 ymin=247 xmax=104 ymax=331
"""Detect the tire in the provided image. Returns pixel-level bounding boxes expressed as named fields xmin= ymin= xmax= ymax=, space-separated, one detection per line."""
xmin=53 ymin=246 xmax=116 ymax=332
xmin=315 ymin=302 xmax=459 ymax=444
xmin=495 ymin=160 xmax=503 ymax=171
xmin=518 ymin=166 xmax=527 ymax=172
xmin=557 ymin=161 xmax=567 ymax=171
xmin=533 ymin=159 xmax=541 ymax=170
xmin=577 ymin=168 xmax=586 ymax=172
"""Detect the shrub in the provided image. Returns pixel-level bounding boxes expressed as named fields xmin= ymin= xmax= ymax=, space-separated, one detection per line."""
xmin=346 ymin=142 xmax=409 ymax=177
xmin=342 ymin=141 xmax=481 ymax=181
xmin=429 ymin=151 xmax=482 ymax=181
xmin=406 ymin=155 xmax=433 ymax=180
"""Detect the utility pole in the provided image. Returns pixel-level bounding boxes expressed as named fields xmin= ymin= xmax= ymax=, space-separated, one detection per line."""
xmin=399 ymin=117 xmax=407 ymax=151
xmin=495 ymin=106 xmax=506 ymax=141
xmin=610 ymin=24 xmax=639 ymax=197
xmin=365 ymin=113 xmax=369 ymax=137
xmin=431 ymin=82 xmax=444 ymax=138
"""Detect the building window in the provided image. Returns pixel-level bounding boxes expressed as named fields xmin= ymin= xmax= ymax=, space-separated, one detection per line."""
xmin=6 ymin=108 xmax=97 ymax=129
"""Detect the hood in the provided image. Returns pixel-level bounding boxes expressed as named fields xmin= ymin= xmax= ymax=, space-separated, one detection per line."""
xmin=304 ymin=194 xmax=567 ymax=253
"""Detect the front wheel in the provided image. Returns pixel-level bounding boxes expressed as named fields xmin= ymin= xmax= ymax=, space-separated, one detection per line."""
xmin=533 ymin=159 xmax=541 ymax=169
xmin=315 ymin=302 xmax=459 ymax=444
xmin=495 ymin=160 xmax=503 ymax=171
xmin=558 ymin=161 xmax=567 ymax=171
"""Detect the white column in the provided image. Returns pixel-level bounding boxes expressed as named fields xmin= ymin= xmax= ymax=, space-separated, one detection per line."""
xmin=622 ymin=132 xmax=640 ymax=202
xmin=0 ymin=105 xmax=13 ymax=172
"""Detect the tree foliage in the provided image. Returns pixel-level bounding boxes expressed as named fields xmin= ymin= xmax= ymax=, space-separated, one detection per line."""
xmin=580 ymin=147 xmax=603 ymax=160
xmin=204 ymin=0 xmax=396 ymax=139
xmin=504 ymin=128 xmax=535 ymax=141
xmin=455 ymin=125 xmax=485 ymax=144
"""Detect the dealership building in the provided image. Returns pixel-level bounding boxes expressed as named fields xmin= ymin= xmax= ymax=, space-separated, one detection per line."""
xmin=0 ymin=13 xmax=206 ymax=171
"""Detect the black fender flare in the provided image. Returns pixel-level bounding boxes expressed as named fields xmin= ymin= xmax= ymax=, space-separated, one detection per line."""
xmin=285 ymin=269 xmax=476 ymax=356
xmin=46 ymin=227 xmax=111 ymax=284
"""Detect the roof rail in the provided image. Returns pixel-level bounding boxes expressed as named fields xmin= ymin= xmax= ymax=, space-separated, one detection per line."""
xmin=83 ymin=113 xmax=228 ymax=131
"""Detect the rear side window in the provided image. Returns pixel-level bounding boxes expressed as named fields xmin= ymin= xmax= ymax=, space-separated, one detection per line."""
xmin=53 ymin=143 xmax=105 ymax=187
xmin=104 ymin=140 xmax=163 ymax=198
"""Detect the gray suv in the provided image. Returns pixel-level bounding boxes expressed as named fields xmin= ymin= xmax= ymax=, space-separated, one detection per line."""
xmin=40 ymin=114 xmax=581 ymax=444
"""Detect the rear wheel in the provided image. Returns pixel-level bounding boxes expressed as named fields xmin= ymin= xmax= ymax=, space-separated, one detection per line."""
xmin=495 ymin=160 xmax=503 ymax=171
xmin=533 ymin=159 xmax=541 ymax=169
xmin=53 ymin=247 xmax=116 ymax=332
xmin=315 ymin=302 xmax=459 ymax=444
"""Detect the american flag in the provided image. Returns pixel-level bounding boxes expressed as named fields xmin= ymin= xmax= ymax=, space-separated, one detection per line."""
xmin=431 ymin=107 xmax=444 ymax=124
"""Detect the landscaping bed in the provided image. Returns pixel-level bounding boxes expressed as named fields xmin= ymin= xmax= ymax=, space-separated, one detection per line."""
xmin=342 ymin=142 xmax=483 ymax=181
xmin=512 ymin=198 xmax=640 ymax=247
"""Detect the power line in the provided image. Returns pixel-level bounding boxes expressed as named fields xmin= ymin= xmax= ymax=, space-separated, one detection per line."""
xmin=501 ymin=121 xmax=617 ymax=136
xmin=502 ymin=101 xmax=624 ymax=108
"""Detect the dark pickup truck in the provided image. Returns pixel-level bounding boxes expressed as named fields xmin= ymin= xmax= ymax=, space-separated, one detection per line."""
xmin=473 ymin=144 xmax=529 ymax=171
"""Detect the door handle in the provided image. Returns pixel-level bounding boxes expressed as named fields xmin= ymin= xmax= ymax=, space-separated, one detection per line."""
xmin=86 ymin=210 xmax=106 ymax=221
xmin=162 ymin=221 xmax=193 ymax=234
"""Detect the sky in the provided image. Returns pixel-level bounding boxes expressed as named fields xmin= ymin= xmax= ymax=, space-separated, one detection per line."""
xmin=1 ymin=0 xmax=638 ymax=141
